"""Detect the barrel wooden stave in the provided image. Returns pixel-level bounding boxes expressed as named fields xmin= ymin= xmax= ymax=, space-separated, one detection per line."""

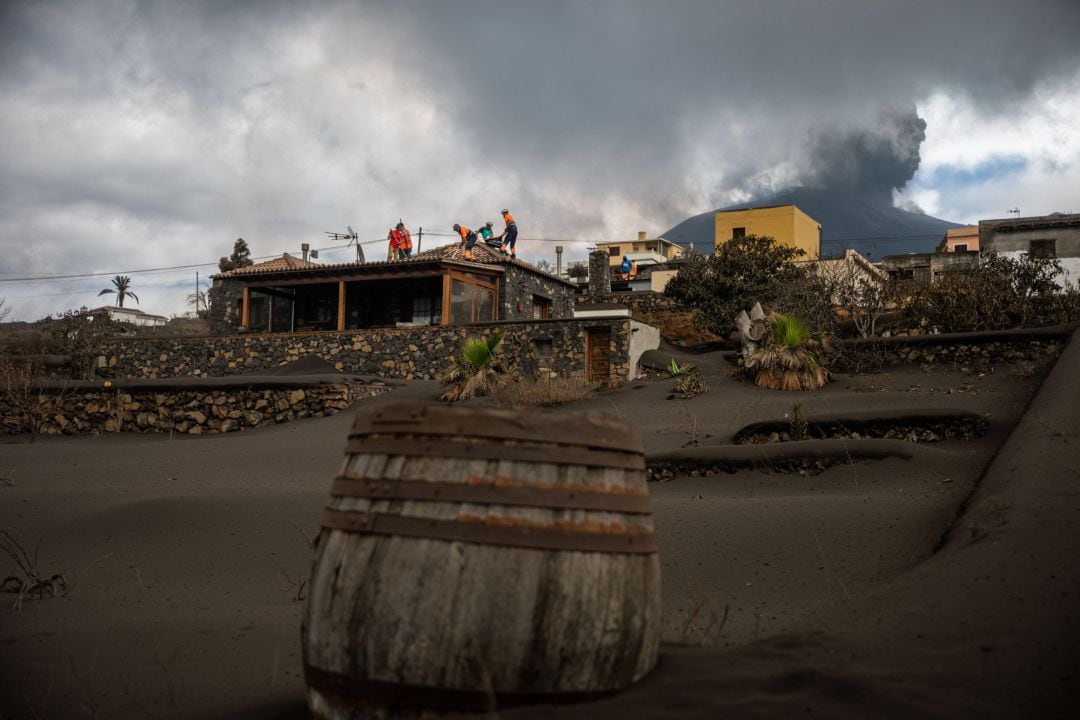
xmin=303 ymin=413 xmax=660 ymax=716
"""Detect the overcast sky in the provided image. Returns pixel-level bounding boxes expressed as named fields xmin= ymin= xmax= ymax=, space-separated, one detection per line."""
xmin=2 ymin=0 xmax=1079 ymax=321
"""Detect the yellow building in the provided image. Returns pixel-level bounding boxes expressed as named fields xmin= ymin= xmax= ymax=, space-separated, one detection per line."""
xmin=714 ymin=205 xmax=821 ymax=259
xmin=596 ymin=232 xmax=684 ymax=268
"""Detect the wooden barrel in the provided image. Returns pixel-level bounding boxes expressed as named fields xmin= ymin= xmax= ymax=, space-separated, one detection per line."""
xmin=302 ymin=403 xmax=661 ymax=717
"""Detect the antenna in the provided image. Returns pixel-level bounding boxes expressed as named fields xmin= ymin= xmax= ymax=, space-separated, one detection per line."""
xmin=1007 ymin=207 xmax=1020 ymax=217
xmin=325 ymin=226 xmax=364 ymax=263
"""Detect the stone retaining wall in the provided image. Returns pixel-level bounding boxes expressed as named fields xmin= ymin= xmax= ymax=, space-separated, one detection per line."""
xmin=1 ymin=382 xmax=391 ymax=436
xmin=575 ymin=291 xmax=681 ymax=315
xmin=96 ymin=319 xmax=636 ymax=384
xmin=834 ymin=338 xmax=1064 ymax=373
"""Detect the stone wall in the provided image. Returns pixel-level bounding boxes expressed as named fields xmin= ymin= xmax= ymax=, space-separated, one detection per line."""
xmin=575 ymin=291 xmax=680 ymax=315
xmin=208 ymin=277 xmax=244 ymax=335
xmin=1 ymin=382 xmax=391 ymax=436
xmin=96 ymin=318 xmax=638 ymax=385
xmin=498 ymin=265 xmax=577 ymax=321
xmin=834 ymin=337 xmax=1064 ymax=373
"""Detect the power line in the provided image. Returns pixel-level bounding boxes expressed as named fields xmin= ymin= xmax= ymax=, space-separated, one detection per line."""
xmin=0 ymin=229 xmax=957 ymax=287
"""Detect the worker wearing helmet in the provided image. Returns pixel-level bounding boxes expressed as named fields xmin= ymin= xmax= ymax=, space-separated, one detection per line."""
xmin=499 ymin=209 xmax=518 ymax=257
xmin=397 ymin=222 xmax=413 ymax=259
xmin=455 ymin=224 xmax=478 ymax=260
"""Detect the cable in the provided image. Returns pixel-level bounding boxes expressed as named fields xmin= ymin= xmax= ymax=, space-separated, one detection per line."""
xmin=0 ymin=228 xmax=958 ymax=286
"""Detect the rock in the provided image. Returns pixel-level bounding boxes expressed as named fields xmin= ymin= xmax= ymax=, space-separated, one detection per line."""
xmin=288 ymin=390 xmax=306 ymax=405
xmin=185 ymin=411 xmax=207 ymax=424
xmin=221 ymin=419 xmax=239 ymax=433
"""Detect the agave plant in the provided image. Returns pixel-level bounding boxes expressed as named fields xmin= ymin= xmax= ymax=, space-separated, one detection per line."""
xmin=440 ymin=332 xmax=505 ymax=402
xmin=745 ymin=314 xmax=831 ymax=391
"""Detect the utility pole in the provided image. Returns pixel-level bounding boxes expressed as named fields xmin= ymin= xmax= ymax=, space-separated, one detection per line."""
xmin=417 ymin=227 xmax=423 ymax=253
xmin=195 ymin=271 xmax=200 ymax=317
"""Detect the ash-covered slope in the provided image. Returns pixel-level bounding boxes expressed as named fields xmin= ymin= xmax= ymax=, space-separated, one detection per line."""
xmin=662 ymin=186 xmax=962 ymax=260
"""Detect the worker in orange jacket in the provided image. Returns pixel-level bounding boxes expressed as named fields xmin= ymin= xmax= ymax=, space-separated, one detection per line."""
xmin=499 ymin=209 xmax=518 ymax=257
xmin=397 ymin=222 xmax=413 ymax=258
xmin=454 ymin=223 xmax=478 ymax=260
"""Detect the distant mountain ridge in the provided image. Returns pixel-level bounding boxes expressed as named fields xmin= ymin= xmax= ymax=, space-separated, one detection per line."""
xmin=661 ymin=186 xmax=963 ymax=260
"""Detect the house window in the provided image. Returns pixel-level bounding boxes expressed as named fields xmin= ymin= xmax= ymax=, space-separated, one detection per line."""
xmin=953 ymin=243 xmax=968 ymax=253
xmin=608 ymin=246 xmax=621 ymax=257
xmin=732 ymin=227 xmax=746 ymax=239
xmin=532 ymin=295 xmax=552 ymax=320
xmin=411 ymin=296 xmax=441 ymax=325
xmin=1029 ymin=239 xmax=1056 ymax=259
xmin=450 ymin=278 xmax=494 ymax=324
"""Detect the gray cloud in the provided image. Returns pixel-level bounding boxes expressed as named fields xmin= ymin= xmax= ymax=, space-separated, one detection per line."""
xmin=1 ymin=0 xmax=1079 ymax=319
xmin=803 ymin=107 xmax=928 ymax=206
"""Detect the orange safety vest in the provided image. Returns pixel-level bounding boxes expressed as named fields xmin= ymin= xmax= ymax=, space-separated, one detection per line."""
xmin=400 ymin=229 xmax=413 ymax=250
xmin=457 ymin=226 xmax=472 ymax=241
xmin=502 ymin=213 xmax=516 ymax=228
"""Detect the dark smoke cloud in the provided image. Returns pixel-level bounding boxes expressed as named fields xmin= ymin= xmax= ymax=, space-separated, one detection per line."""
xmin=803 ymin=109 xmax=928 ymax=205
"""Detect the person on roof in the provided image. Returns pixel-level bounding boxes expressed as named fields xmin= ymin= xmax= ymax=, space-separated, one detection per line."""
xmin=387 ymin=227 xmax=404 ymax=261
xmin=479 ymin=221 xmax=496 ymax=246
xmin=499 ymin=209 xmax=518 ymax=257
xmin=454 ymin=223 xmax=478 ymax=261
xmin=396 ymin=222 xmax=413 ymax=259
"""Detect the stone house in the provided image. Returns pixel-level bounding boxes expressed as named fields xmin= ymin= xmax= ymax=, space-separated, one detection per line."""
xmin=209 ymin=242 xmax=576 ymax=335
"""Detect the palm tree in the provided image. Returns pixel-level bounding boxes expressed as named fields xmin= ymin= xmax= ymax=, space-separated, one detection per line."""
xmin=440 ymin=332 xmax=505 ymax=401
xmin=98 ymin=275 xmax=140 ymax=308
xmin=745 ymin=314 xmax=831 ymax=391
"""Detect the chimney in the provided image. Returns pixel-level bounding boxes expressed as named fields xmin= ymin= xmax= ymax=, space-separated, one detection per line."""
xmin=638 ymin=231 xmax=646 ymax=243
xmin=588 ymin=249 xmax=611 ymax=296
xmin=301 ymin=242 xmax=310 ymax=262
xmin=555 ymin=245 xmax=564 ymax=276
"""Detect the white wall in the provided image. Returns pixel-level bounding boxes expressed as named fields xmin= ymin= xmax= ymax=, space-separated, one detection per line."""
xmin=998 ymin=251 xmax=1080 ymax=290
xmin=627 ymin=319 xmax=660 ymax=380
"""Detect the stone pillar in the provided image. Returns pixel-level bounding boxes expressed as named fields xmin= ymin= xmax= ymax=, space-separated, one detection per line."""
xmin=588 ymin=250 xmax=611 ymax=296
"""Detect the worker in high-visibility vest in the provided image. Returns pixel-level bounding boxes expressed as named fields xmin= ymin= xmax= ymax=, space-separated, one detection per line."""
xmin=499 ymin=209 xmax=518 ymax=257
xmin=454 ymin=224 xmax=478 ymax=261
xmin=397 ymin=222 xmax=413 ymax=259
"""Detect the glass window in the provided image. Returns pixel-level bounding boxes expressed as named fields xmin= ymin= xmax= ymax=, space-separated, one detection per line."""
xmin=1030 ymin=239 xmax=1056 ymax=259
xmin=451 ymin=279 xmax=494 ymax=324
xmin=732 ymin=227 xmax=746 ymax=239
xmin=532 ymin=295 xmax=552 ymax=319
xmin=411 ymin=296 xmax=441 ymax=325
xmin=608 ymin=246 xmax=621 ymax=257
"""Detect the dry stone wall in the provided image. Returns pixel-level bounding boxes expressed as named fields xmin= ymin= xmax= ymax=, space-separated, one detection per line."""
xmin=96 ymin=319 xmax=636 ymax=384
xmin=1 ymin=383 xmax=390 ymax=436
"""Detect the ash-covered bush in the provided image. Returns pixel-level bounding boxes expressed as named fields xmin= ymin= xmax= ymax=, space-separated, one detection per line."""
xmin=899 ymin=252 xmax=1067 ymax=333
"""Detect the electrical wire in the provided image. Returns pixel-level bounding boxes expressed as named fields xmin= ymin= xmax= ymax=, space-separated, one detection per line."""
xmin=0 ymin=229 xmax=953 ymax=286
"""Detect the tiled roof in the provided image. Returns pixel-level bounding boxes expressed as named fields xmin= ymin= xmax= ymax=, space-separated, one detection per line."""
xmin=410 ymin=241 xmax=506 ymax=266
xmin=211 ymin=241 xmax=574 ymax=286
xmin=216 ymin=253 xmax=322 ymax=277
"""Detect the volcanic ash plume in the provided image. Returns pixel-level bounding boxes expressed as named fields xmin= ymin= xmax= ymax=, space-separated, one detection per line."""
xmin=803 ymin=108 xmax=927 ymax=207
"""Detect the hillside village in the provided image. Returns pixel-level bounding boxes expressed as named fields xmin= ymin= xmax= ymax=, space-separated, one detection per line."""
xmin=3 ymin=197 xmax=1079 ymax=717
